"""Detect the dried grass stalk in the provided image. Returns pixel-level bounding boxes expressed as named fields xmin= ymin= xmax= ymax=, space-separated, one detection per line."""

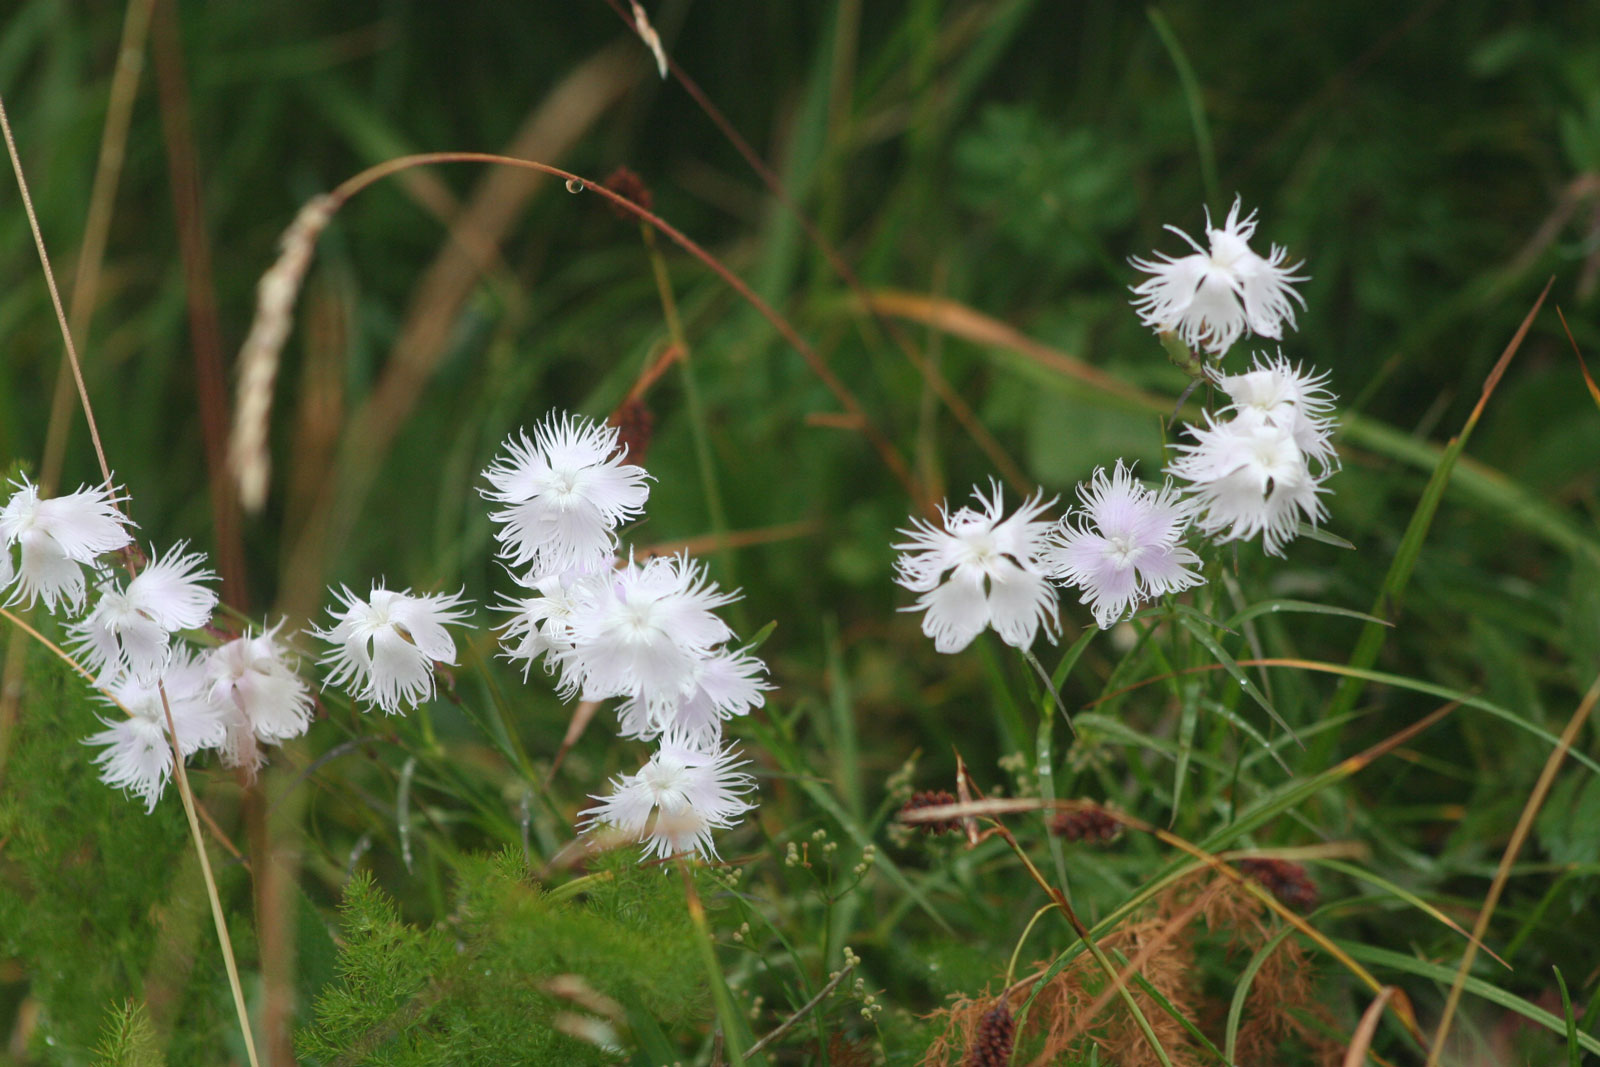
xmin=227 ymin=193 xmax=336 ymax=513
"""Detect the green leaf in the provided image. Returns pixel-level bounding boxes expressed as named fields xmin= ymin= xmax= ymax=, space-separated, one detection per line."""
xmin=1341 ymin=943 xmax=1600 ymax=1057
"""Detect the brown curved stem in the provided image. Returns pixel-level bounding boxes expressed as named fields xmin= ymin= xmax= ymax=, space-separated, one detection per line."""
xmin=321 ymin=151 xmax=921 ymax=504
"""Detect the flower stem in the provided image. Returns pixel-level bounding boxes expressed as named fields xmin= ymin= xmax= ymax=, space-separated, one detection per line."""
xmin=678 ymin=860 xmax=750 ymax=1065
xmin=1022 ymin=648 xmax=1075 ymax=736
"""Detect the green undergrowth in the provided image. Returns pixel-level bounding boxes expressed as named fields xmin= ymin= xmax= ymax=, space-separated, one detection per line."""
xmin=298 ymin=853 xmax=715 ymax=1066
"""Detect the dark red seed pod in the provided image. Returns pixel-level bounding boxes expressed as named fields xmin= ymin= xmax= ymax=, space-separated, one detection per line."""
xmin=609 ymin=399 xmax=655 ymax=465
xmin=602 ymin=166 xmax=653 ymax=221
xmin=1238 ymin=857 xmax=1319 ymax=912
xmin=965 ymin=1004 xmax=1015 ymax=1067
xmin=1050 ymin=805 xmax=1121 ymax=843
xmin=899 ymin=790 xmax=960 ymax=835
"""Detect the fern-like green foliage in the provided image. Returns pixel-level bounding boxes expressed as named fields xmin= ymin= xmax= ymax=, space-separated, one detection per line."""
xmin=297 ymin=850 xmax=717 ymax=1065
xmin=0 ymin=649 xmax=232 ymax=1064
xmin=90 ymin=1001 xmax=164 ymax=1067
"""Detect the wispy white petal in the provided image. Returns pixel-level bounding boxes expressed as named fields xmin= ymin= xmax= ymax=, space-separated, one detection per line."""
xmin=313 ymin=584 xmax=473 ymax=714
xmin=1130 ymin=197 xmax=1306 ymax=357
xmin=893 ymin=482 xmax=1059 ymax=654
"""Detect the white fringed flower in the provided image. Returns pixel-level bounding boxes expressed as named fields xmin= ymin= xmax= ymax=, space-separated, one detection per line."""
xmin=70 ymin=543 xmax=217 ymax=681
xmin=482 ymin=413 xmax=651 ymax=575
xmin=555 ymin=553 xmax=737 ymax=720
xmin=1216 ymin=352 xmax=1339 ymax=474
xmin=893 ymin=483 xmax=1059 ymax=654
xmin=1167 ymin=414 xmax=1329 ymax=557
xmin=314 ymin=584 xmax=473 ymax=714
xmin=207 ymin=623 xmax=315 ymax=771
xmin=615 ymin=645 xmax=771 ymax=744
xmin=579 ymin=730 xmax=755 ymax=861
xmin=1043 ymin=463 xmax=1204 ymax=628
xmin=86 ymin=648 xmax=226 ymax=812
xmin=0 ymin=475 xmax=134 ymax=614
xmin=496 ymin=562 xmax=609 ymax=679
xmin=1130 ymin=197 xmax=1306 ymax=356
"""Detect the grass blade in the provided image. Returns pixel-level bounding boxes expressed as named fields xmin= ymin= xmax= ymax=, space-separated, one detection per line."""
xmin=1324 ymin=278 xmax=1552 ymax=730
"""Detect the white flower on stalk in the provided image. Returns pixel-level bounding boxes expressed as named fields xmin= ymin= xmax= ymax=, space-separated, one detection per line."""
xmin=206 ymin=623 xmax=315 ymax=771
xmin=893 ymin=483 xmax=1058 ymax=654
xmin=496 ymin=561 xmax=610 ymax=679
xmin=85 ymin=647 xmax=226 ymax=812
xmin=1043 ymin=463 xmax=1204 ymax=629
xmin=615 ymin=645 xmax=771 ymax=744
xmin=314 ymin=584 xmax=473 ymax=714
xmin=481 ymin=413 xmax=651 ymax=575
xmin=555 ymin=553 xmax=737 ymax=721
xmin=579 ymin=730 xmax=755 ymax=861
xmin=1216 ymin=352 xmax=1339 ymax=473
xmin=1130 ymin=197 xmax=1306 ymax=356
xmin=1166 ymin=414 xmax=1329 ymax=557
xmin=70 ymin=543 xmax=217 ymax=681
xmin=0 ymin=475 xmax=134 ymax=614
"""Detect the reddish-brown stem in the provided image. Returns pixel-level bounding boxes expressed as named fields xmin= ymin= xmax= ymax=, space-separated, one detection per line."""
xmin=599 ymin=0 xmax=1026 ymax=501
xmin=322 ymin=151 xmax=922 ymax=505
xmin=151 ymin=0 xmax=249 ymax=608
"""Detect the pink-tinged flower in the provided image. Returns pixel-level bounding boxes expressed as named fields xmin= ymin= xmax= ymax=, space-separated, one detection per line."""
xmin=555 ymin=553 xmax=738 ymax=721
xmin=481 ymin=413 xmax=651 ymax=575
xmin=1166 ymin=413 xmax=1329 ymax=557
xmin=1043 ymin=463 xmax=1204 ymax=628
xmin=1216 ymin=352 xmax=1339 ymax=474
xmin=86 ymin=647 xmax=226 ymax=812
xmin=1130 ymin=197 xmax=1306 ymax=356
xmin=893 ymin=483 xmax=1059 ymax=654
xmin=70 ymin=543 xmax=217 ymax=681
xmin=314 ymin=584 xmax=473 ymax=714
xmin=615 ymin=645 xmax=771 ymax=744
xmin=579 ymin=730 xmax=755 ymax=861
xmin=0 ymin=475 xmax=134 ymax=614
xmin=206 ymin=623 xmax=315 ymax=771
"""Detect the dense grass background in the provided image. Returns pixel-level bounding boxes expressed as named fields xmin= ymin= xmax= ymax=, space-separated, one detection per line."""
xmin=2 ymin=1 xmax=1599 ymax=1064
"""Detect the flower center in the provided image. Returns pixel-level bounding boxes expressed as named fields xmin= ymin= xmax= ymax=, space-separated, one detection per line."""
xmin=1106 ymin=535 xmax=1138 ymax=566
xmin=1209 ymin=231 xmax=1249 ymax=269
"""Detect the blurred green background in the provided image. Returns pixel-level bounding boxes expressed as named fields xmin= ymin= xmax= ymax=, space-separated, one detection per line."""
xmin=3 ymin=1 xmax=1600 ymax=1062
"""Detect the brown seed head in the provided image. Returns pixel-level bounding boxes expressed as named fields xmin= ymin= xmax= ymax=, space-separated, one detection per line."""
xmin=1050 ymin=804 xmax=1122 ymax=844
xmin=602 ymin=166 xmax=653 ymax=222
xmin=900 ymin=790 xmax=960 ymax=835
xmin=1237 ymin=857 xmax=1319 ymax=912
xmin=965 ymin=1004 xmax=1015 ymax=1067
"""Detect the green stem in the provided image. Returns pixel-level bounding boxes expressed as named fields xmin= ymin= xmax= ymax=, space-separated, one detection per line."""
xmin=641 ymin=224 xmax=744 ymax=625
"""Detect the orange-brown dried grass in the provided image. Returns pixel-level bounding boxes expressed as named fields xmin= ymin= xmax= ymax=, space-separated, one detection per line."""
xmin=921 ymin=870 xmax=1342 ymax=1067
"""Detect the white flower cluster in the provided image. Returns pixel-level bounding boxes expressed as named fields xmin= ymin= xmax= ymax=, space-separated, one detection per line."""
xmin=10 ymin=409 xmax=757 ymax=870
xmin=895 ymin=198 xmax=1340 ymax=648
xmin=1 ymin=475 xmax=313 ymax=811
xmin=484 ymin=412 xmax=759 ymax=861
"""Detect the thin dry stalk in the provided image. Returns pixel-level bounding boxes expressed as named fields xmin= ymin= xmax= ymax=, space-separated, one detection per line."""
xmin=2 ymin=93 xmax=258 ymax=1067
xmin=597 ymin=0 xmax=1029 ymax=497
xmin=1 ymin=0 xmax=157 ymax=793
xmin=39 ymin=0 xmax=157 ymax=492
xmin=159 ymin=684 xmax=261 ymax=1067
xmin=0 ymin=95 xmax=115 ymax=488
xmin=276 ymin=43 xmax=638 ymax=620
xmin=746 ymin=961 xmax=856 ymax=1056
xmin=1426 ymin=671 xmax=1600 ymax=1064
